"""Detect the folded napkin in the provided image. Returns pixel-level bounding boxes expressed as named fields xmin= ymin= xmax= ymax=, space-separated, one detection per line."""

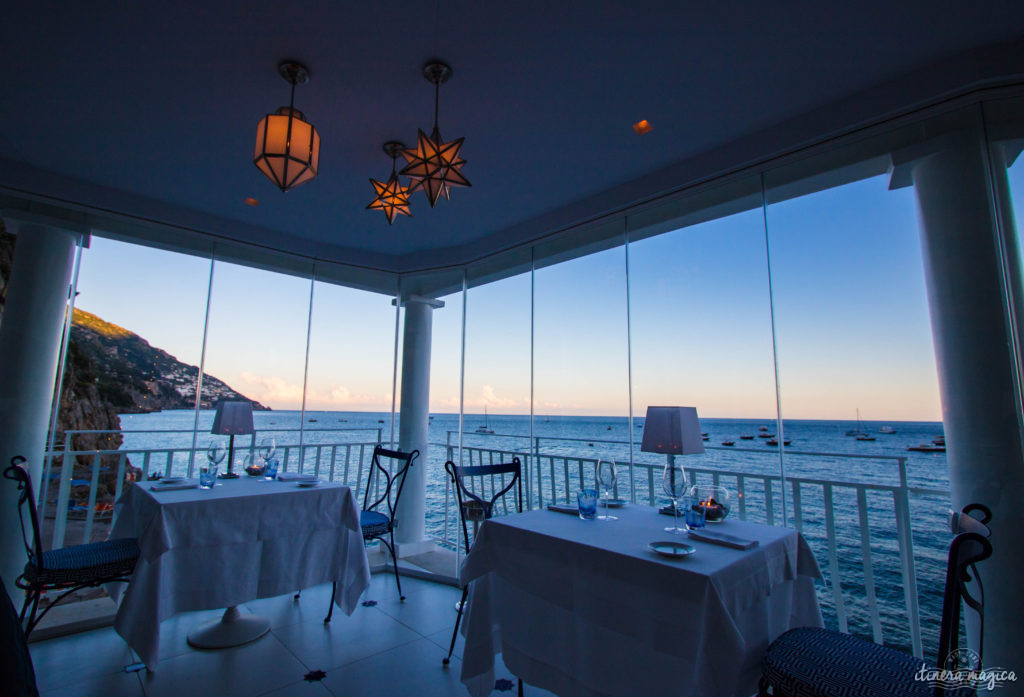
xmin=277 ymin=472 xmax=316 ymax=482
xmin=150 ymin=480 xmax=199 ymax=491
xmin=687 ymin=528 xmax=758 ymax=550
xmin=546 ymin=504 xmax=580 ymax=515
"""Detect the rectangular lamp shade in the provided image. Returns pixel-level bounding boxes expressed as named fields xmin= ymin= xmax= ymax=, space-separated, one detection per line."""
xmin=211 ymin=401 xmax=255 ymax=436
xmin=640 ymin=406 xmax=704 ymax=455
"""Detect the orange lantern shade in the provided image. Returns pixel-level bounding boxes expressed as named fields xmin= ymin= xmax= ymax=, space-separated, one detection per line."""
xmin=254 ymin=106 xmax=320 ymax=191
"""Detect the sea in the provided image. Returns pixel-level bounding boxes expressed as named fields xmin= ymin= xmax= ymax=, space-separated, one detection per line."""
xmin=116 ymin=409 xmax=951 ymax=658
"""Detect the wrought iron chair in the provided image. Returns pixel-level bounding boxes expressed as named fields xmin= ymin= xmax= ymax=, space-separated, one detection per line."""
xmin=3 ymin=456 xmax=140 ymax=638
xmin=442 ymin=457 xmax=524 ymax=697
xmin=324 ymin=445 xmax=418 ymax=623
xmin=759 ymin=503 xmax=993 ymax=697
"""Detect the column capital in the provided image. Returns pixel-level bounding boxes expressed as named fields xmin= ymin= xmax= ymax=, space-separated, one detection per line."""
xmin=392 ymin=294 xmax=445 ymax=309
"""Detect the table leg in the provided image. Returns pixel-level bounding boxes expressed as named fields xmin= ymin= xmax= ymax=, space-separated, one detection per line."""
xmin=186 ymin=606 xmax=270 ymax=649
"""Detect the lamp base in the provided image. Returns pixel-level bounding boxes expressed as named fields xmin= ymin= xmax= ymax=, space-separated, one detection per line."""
xmin=187 ymin=606 xmax=270 ymax=649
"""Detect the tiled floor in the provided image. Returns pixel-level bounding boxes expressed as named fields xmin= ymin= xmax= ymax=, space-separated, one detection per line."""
xmin=29 ymin=573 xmax=552 ymax=697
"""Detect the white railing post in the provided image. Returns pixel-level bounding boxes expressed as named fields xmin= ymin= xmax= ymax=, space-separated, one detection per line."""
xmin=894 ymin=457 xmax=923 ymax=657
xmin=51 ymin=437 xmax=75 ymax=549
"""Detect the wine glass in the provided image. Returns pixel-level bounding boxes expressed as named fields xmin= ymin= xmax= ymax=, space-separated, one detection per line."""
xmin=596 ymin=458 xmax=618 ymax=521
xmin=207 ymin=441 xmax=225 ymax=467
xmin=661 ymin=458 xmax=687 ymax=534
xmin=259 ymin=437 xmax=276 ymax=465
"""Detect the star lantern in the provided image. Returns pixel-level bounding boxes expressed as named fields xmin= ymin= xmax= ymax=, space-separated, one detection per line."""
xmin=400 ymin=61 xmax=471 ymax=207
xmin=367 ymin=141 xmax=413 ymax=225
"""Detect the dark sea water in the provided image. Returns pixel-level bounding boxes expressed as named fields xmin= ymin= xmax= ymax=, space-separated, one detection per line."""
xmin=117 ymin=409 xmax=951 ymax=659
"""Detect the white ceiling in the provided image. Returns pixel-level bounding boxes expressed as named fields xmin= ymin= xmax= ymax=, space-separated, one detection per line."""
xmin=2 ymin=1 xmax=1023 ymax=275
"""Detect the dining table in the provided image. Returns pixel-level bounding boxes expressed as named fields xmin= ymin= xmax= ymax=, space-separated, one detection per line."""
xmin=107 ymin=475 xmax=370 ymax=669
xmin=458 ymin=504 xmax=823 ymax=697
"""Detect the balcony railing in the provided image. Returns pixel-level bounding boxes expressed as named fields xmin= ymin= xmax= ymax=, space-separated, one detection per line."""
xmin=40 ymin=426 xmax=950 ymax=659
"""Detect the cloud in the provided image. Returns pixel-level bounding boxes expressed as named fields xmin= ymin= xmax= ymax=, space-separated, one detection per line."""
xmin=236 ymin=372 xmax=379 ymax=409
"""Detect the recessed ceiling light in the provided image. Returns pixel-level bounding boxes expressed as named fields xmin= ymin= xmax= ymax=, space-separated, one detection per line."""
xmin=632 ymin=119 xmax=653 ymax=135
xmin=244 ymin=197 xmax=260 ymax=206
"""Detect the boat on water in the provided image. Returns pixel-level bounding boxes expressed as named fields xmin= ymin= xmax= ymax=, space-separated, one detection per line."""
xmin=909 ymin=443 xmax=946 ymax=452
xmin=758 ymin=433 xmax=774 ymax=439
xmin=878 ymin=425 xmax=897 ymax=434
xmin=722 ymin=441 xmax=735 ymax=446
xmin=759 ymin=426 xmax=769 ymax=432
xmin=740 ymin=435 xmax=754 ymax=440
xmin=766 ymin=439 xmax=791 ymax=446
xmin=475 ymin=406 xmax=495 ymax=435
xmin=846 ymin=408 xmax=871 ymax=438
xmin=933 ymin=436 xmax=946 ymax=446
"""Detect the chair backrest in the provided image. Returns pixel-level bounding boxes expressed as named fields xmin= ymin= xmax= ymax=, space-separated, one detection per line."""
xmin=2 ymin=457 xmax=43 ymax=572
xmin=363 ymin=445 xmax=418 ymax=520
xmin=445 ymin=458 xmax=523 ymax=554
xmin=937 ymin=503 xmax=993 ymax=673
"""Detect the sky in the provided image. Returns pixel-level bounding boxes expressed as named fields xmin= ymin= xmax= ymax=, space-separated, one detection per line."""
xmin=70 ymin=163 xmax=1024 ymax=422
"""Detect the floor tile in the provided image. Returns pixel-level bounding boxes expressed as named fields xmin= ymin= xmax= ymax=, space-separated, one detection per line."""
xmin=318 ymin=638 xmax=465 ymax=697
xmin=426 ymin=625 xmax=465 ymax=662
xmin=271 ymin=604 xmax=420 ymax=671
xmin=372 ymin=582 xmax=462 ymax=637
xmin=255 ymin=679 xmax=332 ymax=697
xmin=364 ymin=570 xmax=451 ymax=601
xmin=29 ymin=625 xmax=135 ymax=692
xmin=140 ymin=633 xmax=308 ymax=697
xmin=245 ymin=584 xmax=336 ymax=630
xmin=40 ymin=670 xmax=144 ymax=697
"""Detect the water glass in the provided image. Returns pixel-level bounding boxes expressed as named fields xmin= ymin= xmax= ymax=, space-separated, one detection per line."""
xmin=199 ymin=465 xmax=217 ymax=489
xmin=683 ymin=496 xmax=706 ymax=530
xmin=577 ymin=488 xmax=598 ymax=520
xmin=264 ymin=458 xmax=280 ymax=480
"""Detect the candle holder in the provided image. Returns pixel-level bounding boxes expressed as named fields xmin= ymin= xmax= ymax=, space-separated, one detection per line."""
xmin=687 ymin=484 xmax=730 ymax=523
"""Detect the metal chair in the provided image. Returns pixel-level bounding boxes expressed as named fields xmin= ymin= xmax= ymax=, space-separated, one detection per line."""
xmin=759 ymin=503 xmax=993 ymax=697
xmin=3 ymin=456 xmax=140 ymax=638
xmin=324 ymin=445 xmax=418 ymax=623
xmin=442 ymin=457 xmax=524 ymax=696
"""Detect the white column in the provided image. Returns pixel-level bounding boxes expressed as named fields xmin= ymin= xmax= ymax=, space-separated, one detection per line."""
xmin=394 ymin=294 xmax=444 ymax=555
xmin=0 ymin=222 xmax=79 ymax=598
xmin=908 ymin=133 xmax=1024 ymax=672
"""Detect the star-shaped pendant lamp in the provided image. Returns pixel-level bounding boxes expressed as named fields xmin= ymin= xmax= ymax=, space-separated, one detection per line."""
xmin=367 ymin=141 xmax=413 ymax=225
xmin=400 ymin=61 xmax=471 ymax=207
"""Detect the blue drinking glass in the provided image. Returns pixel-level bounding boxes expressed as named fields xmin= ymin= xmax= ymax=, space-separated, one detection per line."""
xmin=683 ymin=495 xmax=706 ymax=530
xmin=577 ymin=488 xmax=598 ymax=520
xmin=199 ymin=465 xmax=217 ymax=489
xmin=264 ymin=458 xmax=279 ymax=480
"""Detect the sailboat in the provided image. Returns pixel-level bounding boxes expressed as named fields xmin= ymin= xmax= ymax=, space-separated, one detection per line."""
xmin=475 ymin=406 xmax=495 ymax=435
xmin=850 ymin=409 xmax=876 ymax=441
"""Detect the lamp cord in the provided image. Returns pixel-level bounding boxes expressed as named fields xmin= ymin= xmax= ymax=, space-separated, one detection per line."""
xmin=433 ymin=80 xmax=440 ymax=132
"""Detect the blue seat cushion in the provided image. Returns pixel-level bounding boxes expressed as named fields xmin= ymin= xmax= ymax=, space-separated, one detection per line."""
xmin=24 ymin=538 xmax=139 ymax=588
xmin=762 ymin=627 xmax=933 ymax=697
xmin=361 ymin=510 xmax=392 ymax=538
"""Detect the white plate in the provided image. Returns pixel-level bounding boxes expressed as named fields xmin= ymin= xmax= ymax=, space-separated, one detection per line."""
xmin=160 ymin=477 xmax=185 ymax=484
xmin=648 ymin=540 xmax=696 ymax=558
xmin=297 ymin=480 xmax=321 ymax=488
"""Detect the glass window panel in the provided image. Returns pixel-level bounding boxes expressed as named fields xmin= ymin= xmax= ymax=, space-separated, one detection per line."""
xmin=303 ymin=277 xmax=400 ymax=490
xmin=628 ymin=202 xmax=778 ymax=517
xmin=201 ymin=258 xmax=312 ymax=475
xmin=48 ymin=236 xmax=212 ymax=545
xmin=765 ymin=168 xmax=942 ymax=654
xmin=533 ymin=241 xmax=629 ymax=508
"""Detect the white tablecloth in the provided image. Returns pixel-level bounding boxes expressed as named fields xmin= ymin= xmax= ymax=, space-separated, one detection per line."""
xmin=459 ymin=506 xmax=823 ymax=697
xmin=108 ymin=478 xmax=370 ymax=668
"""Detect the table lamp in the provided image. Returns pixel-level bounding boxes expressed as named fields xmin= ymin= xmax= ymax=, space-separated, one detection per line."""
xmin=640 ymin=406 xmax=705 ymax=467
xmin=211 ymin=401 xmax=254 ymax=479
